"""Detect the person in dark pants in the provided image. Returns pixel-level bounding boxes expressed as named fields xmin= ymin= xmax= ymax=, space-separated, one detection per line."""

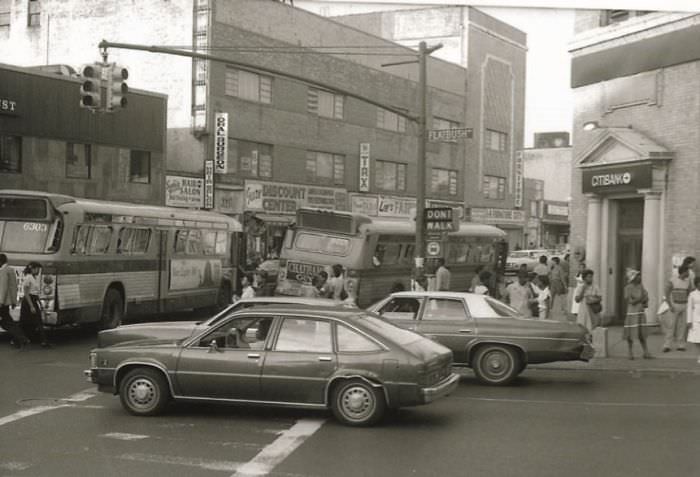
xmin=0 ymin=253 xmax=30 ymax=348
xmin=19 ymin=262 xmax=50 ymax=348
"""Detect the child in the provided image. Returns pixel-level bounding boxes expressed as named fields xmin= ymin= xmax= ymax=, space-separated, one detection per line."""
xmin=686 ymin=276 xmax=700 ymax=364
xmin=533 ymin=275 xmax=551 ymax=320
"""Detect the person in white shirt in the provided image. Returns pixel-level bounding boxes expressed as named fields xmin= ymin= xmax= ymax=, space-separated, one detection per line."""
xmin=502 ymin=271 xmax=534 ymax=317
xmin=473 ymin=270 xmax=491 ymax=296
xmin=686 ymin=276 xmax=700 ymax=364
xmin=435 ymin=259 xmax=451 ymax=291
xmin=240 ymin=273 xmax=256 ymax=300
xmin=20 ymin=261 xmax=49 ymax=347
xmin=532 ymin=275 xmax=551 ymax=320
xmin=533 ymin=255 xmax=549 ymax=279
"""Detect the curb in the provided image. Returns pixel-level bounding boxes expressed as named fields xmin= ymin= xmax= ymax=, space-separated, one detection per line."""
xmin=528 ymin=359 xmax=700 ymax=376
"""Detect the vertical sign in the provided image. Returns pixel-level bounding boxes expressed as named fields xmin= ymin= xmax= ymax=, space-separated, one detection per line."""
xmin=214 ymin=112 xmax=228 ymax=174
xmin=359 ymin=142 xmax=370 ymax=192
xmin=204 ymin=160 xmax=214 ymax=209
xmin=514 ymin=150 xmax=523 ymax=208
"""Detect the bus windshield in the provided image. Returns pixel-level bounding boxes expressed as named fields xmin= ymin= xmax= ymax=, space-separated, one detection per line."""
xmin=0 ymin=220 xmax=52 ymax=253
xmin=294 ymin=232 xmax=351 ymax=256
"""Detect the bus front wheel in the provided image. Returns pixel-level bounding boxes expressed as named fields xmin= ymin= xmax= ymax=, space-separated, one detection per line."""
xmin=100 ymin=288 xmax=124 ymax=330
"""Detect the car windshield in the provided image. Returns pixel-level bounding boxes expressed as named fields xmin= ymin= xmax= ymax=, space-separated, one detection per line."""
xmin=357 ymin=313 xmax=422 ymax=346
xmin=466 ymin=295 xmax=520 ymax=318
xmin=509 ymin=251 xmax=530 ymax=258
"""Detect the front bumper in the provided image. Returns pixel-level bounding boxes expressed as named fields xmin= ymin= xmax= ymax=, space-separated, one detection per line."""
xmin=421 ymin=372 xmax=460 ymax=404
xmin=83 ymin=368 xmax=116 ymax=393
xmin=580 ymin=343 xmax=595 ymax=361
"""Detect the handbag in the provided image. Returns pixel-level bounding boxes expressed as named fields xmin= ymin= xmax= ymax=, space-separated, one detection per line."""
xmin=657 ymin=299 xmax=670 ymax=316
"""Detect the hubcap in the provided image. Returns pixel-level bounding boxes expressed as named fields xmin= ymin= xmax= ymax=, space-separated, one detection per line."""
xmin=128 ymin=378 xmax=156 ymax=408
xmin=340 ymin=386 xmax=374 ymax=421
xmin=483 ymin=350 xmax=511 ymax=379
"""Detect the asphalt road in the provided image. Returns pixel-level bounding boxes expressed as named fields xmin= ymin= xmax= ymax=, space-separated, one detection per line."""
xmin=1 ymin=324 xmax=699 ymax=477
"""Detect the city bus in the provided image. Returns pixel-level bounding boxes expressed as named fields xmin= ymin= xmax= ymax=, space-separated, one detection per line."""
xmin=275 ymin=208 xmax=508 ymax=307
xmin=0 ymin=190 xmax=242 ymax=329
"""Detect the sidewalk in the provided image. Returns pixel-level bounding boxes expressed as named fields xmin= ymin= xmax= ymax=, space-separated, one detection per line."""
xmin=531 ymin=325 xmax=700 ymax=375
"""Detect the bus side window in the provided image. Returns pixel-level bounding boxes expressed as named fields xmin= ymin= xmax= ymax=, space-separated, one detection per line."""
xmin=203 ymin=230 xmax=216 ymax=255
xmin=88 ymin=225 xmax=113 ymax=255
xmin=174 ymin=230 xmax=187 ymax=254
xmin=187 ymin=229 xmax=203 ymax=255
xmin=116 ymin=228 xmax=133 ymax=255
xmin=132 ymin=228 xmax=151 ymax=254
xmin=71 ymin=225 xmax=90 ymax=255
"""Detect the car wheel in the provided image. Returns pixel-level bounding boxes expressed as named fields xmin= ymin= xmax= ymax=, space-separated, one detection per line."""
xmin=99 ymin=288 xmax=124 ymax=330
xmin=331 ymin=379 xmax=386 ymax=427
xmin=119 ymin=368 xmax=170 ymax=416
xmin=472 ymin=345 xmax=521 ymax=386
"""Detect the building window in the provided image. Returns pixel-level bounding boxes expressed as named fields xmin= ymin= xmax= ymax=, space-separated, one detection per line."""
xmin=377 ymin=107 xmax=406 ymax=133
xmin=600 ymin=10 xmax=650 ymax=26
xmin=129 ymin=150 xmax=151 ymax=184
xmin=485 ymin=129 xmax=508 ymax=152
xmin=224 ymin=68 xmax=272 ymax=104
xmin=0 ymin=135 xmax=21 ymax=173
xmin=65 ymin=143 xmax=91 ymax=179
xmin=308 ymin=88 xmax=343 ymax=119
xmin=230 ymin=139 xmax=272 ymax=178
xmin=483 ymin=175 xmax=506 ymax=200
xmin=376 ymin=160 xmax=406 ymax=192
xmin=0 ymin=0 xmax=10 ymax=27
xmin=431 ymin=168 xmax=458 ymax=196
xmin=306 ymin=151 xmax=344 ymax=185
xmin=27 ymin=0 xmax=40 ymax=26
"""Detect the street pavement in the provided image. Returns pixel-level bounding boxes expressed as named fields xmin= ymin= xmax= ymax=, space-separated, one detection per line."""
xmin=1 ymin=324 xmax=700 ymax=477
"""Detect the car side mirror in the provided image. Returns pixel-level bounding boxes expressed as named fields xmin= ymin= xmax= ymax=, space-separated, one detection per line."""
xmin=208 ymin=339 xmax=221 ymax=353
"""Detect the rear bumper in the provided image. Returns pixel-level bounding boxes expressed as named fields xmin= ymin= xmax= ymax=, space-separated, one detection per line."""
xmin=421 ymin=373 xmax=460 ymax=404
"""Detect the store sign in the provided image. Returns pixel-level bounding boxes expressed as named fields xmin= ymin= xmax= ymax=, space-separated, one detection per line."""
xmin=378 ymin=195 xmax=416 ymax=218
xmin=204 ymin=160 xmax=214 ymax=209
xmin=581 ymin=163 xmax=652 ymax=194
xmin=359 ymin=143 xmax=370 ymax=192
xmin=350 ymin=194 xmax=378 ymax=216
xmin=245 ymin=180 xmax=347 ymax=215
xmin=0 ymin=97 xmax=18 ymax=116
xmin=214 ymin=112 xmax=228 ymax=174
xmin=514 ymin=150 xmax=524 ymax=208
xmin=215 ymin=188 xmax=243 ymax=214
xmin=546 ymin=204 xmax=569 ymax=217
xmin=165 ymin=175 xmax=204 ymax=208
xmin=469 ymin=207 xmax=525 ymax=225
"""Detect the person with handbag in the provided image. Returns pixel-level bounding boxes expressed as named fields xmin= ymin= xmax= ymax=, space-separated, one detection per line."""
xmin=662 ymin=264 xmax=691 ymax=352
xmin=574 ymin=269 xmax=601 ymax=331
xmin=623 ymin=269 xmax=652 ymax=360
xmin=19 ymin=262 xmax=50 ymax=348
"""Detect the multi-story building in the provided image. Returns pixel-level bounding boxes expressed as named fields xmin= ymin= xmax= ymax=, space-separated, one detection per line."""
xmin=298 ymin=2 xmax=528 ymax=247
xmin=0 ymin=63 xmax=166 ymax=204
xmin=569 ymin=10 xmax=699 ymax=322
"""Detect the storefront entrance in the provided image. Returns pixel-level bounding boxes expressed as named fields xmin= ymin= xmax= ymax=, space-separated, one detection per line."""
xmin=615 ymin=199 xmax=644 ymax=323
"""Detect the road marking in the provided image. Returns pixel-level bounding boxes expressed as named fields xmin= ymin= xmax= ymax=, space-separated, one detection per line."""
xmin=118 ymin=453 xmax=242 ymax=472
xmin=455 ymin=396 xmax=700 ymax=408
xmin=101 ymin=432 xmax=150 ymax=441
xmin=0 ymin=388 xmax=97 ymax=427
xmin=0 ymin=461 xmax=32 ymax=471
xmin=232 ymin=419 xmax=325 ymax=477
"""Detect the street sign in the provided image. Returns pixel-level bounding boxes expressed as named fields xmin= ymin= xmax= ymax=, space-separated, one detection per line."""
xmin=428 ymin=128 xmax=473 ymax=142
xmin=426 ymin=241 xmax=441 ymax=256
xmin=425 ymin=207 xmax=457 ymax=232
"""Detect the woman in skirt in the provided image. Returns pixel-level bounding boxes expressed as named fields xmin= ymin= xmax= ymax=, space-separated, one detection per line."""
xmin=623 ymin=269 xmax=651 ymax=360
xmin=20 ymin=262 xmax=50 ymax=348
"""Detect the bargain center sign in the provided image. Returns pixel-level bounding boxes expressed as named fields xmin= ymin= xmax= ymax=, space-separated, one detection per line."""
xmin=245 ymin=180 xmax=348 ymax=215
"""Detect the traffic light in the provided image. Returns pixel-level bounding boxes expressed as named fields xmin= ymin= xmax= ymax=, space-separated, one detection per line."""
xmin=106 ymin=64 xmax=128 ymax=110
xmin=79 ymin=63 xmax=103 ymax=110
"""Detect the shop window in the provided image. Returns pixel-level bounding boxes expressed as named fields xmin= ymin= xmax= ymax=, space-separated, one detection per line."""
xmin=377 ymin=107 xmax=406 ymax=133
xmin=431 ymin=168 xmax=458 ymax=195
xmin=0 ymin=135 xmax=21 ymax=173
xmin=225 ymin=67 xmax=272 ymax=104
xmin=27 ymin=0 xmax=40 ymax=27
xmin=232 ymin=139 xmax=272 ymax=178
xmin=308 ymin=88 xmax=343 ymax=119
xmin=66 ymin=143 xmax=91 ymax=179
xmin=376 ymin=160 xmax=406 ymax=192
xmin=306 ymin=151 xmax=344 ymax=186
xmin=129 ymin=150 xmax=151 ymax=184
xmin=483 ymin=175 xmax=506 ymax=200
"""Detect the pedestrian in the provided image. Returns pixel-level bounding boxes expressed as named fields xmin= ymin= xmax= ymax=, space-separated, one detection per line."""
xmin=240 ymin=272 xmax=256 ymax=299
xmin=435 ymin=258 xmax=451 ymax=291
xmin=19 ymin=262 xmax=50 ymax=348
xmin=685 ymin=276 xmax=700 ymax=364
xmin=325 ymin=264 xmax=346 ymax=301
xmin=570 ymin=261 xmax=586 ymax=317
xmin=662 ymin=264 xmax=691 ymax=352
xmin=548 ymin=257 xmax=567 ymax=319
xmin=469 ymin=265 xmax=485 ymax=292
xmin=623 ymin=269 xmax=652 ymax=360
xmin=502 ymin=271 xmax=534 ymax=317
xmin=473 ymin=270 xmax=491 ymax=295
xmin=674 ymin=256 xmax=696 ymax=284
xmin=412 ymin=274 xmax=428 ymax=292
xmin=0 ymin=254 xmax=30 ymax=349
xmin=532 ymin=275 xmax=551 ymax=320
xmin=533 ymin=255 xmax=549 ymax=279
xmin=574 ymin=269 xmax=602 ymax=331
xmin=561 ymin=254 xmax=570 ymax=287
xmin=390 ymin=281 xmax=405 ymax=293
xmin=254 ymin=270 xmax=268 ymax=296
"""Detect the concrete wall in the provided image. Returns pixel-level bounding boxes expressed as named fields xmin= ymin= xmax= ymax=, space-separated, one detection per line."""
xmin=522 ymin=147 xmax=572 ymax=202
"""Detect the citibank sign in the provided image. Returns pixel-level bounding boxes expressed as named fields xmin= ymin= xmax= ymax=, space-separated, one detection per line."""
xmin=582 ymin=163 xmax=652 ymax=194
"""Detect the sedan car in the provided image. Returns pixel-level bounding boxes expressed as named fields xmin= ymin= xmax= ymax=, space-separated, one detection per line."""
xmin=505 ymin=249 xmax=549 ymax=275
xmin=368 ymin=292 xmax=594 ymax=386
xmin=98 ymin=296 xmax=347 ymax=348
xmin=85 ymin=306 xmax=459 ymax=426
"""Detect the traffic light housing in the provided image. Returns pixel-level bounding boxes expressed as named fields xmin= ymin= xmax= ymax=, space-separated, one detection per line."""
xmin=79 ymin=63 xmax=103 ymax=110
xmin=106 ymin=64 xmax=128 ymax=110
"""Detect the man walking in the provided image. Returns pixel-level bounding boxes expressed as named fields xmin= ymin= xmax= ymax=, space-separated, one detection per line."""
xmin=502 ymin=271 xmax=534 ymax=317
xmin=435 ymin=258 xmax=451 ymax=291
xmin=0 ymin=254 xmax=29 ymax=348
xmin=663 ymin=264 xmax=692 ymax=352
xmin=549 ymin=257 xmax=567 ymax=320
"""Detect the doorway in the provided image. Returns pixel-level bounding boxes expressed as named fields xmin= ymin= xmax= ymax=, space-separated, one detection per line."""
xmin=615 ymin=199 xmax=644 ymax=323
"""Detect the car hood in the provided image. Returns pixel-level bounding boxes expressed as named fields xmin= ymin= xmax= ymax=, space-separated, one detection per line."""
xmin=98 ymin=321 xmax=203 ymax=348
xmin=107 ymin=337 xmax=186 ymax=349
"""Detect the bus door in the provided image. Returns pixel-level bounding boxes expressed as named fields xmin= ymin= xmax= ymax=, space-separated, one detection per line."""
xmin=157 ymin=229 xmax=169 ymax=313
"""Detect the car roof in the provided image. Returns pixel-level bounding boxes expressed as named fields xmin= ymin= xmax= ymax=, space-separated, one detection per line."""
xmin=230 ymin=304 xmax=367 ymax=320
xmin=388 ymin=291 xmax=484 ymax=299
xmin=237 ymin=296 xmax=338 ymax=306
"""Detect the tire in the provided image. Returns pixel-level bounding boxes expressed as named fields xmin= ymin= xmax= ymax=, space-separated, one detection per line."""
xmin=119 ymin=367 xmax=170 ymax=416
xmin=472 ymin=345 xmax=521 ymax=386
xmin=99 ymin=288 xmax=124 ymax=330
xmin=331 ymin=378 xmax=386 ymax=427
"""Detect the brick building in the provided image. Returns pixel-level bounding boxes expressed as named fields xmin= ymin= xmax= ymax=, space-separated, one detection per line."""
xmin=569 ymin=10 xmax=700 ymax=323
xmin=0 ymin=63 xmax=166 ymax=204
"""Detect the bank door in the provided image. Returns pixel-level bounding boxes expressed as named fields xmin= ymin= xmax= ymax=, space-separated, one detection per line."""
xmin=616 ymin=199 xmax=644 ymax=323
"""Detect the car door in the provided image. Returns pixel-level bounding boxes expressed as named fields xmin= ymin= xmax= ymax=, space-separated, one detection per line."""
xmin=416 ymin=297 xmax=476 ymax=364
xmin=259 ymin=316 xmax=336 ymax=405
xmin=174 ymin=315 xmax=275 ymax=401
xmin=373 ymin=296 xmax=424 ymax=332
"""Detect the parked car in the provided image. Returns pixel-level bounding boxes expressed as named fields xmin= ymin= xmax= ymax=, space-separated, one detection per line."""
xmin=504 ymin=249 xmax=549 ymax=275
xmin=85 ymin=306 xmax=459 ymax=426
xmin=368 ymin=291 xmax=594 ymax=386
xmin=97 ymin=296 xmax=347 ymax=348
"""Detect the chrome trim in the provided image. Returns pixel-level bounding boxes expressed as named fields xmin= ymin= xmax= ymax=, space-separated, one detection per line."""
xmin=318 ymin=356 xmax=332 ymax=362
xmin=476 ymin=335 xmax=580 ymax=342
xmin=247 ymin=353 xmax=260 ymax=359
xmin=171 ymin=394 xmax=328 ymax=409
